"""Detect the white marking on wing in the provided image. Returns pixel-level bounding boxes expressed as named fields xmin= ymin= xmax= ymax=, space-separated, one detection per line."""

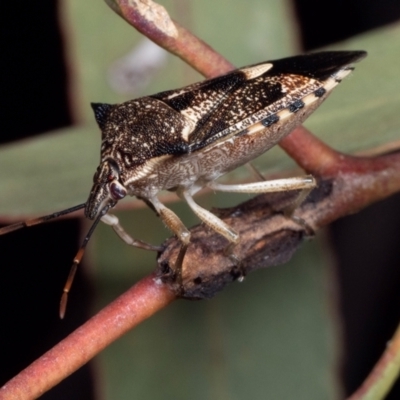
xmin=180 ymin=120 xmax=196 ymax=141
xmin=241 ymin=63 xmax=273 ymax=80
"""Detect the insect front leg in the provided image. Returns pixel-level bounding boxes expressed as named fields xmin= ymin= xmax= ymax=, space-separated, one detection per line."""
xmin=101 ymin=213 xmax=163 ymax=251
xmin=179 ymin=189 xmax=243 ymax=279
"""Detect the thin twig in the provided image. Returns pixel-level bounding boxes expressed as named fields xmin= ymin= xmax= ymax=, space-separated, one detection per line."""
xmin=105 ymin=0 xmax=235 ymax=77
xmin=0 ymin=273 xmax=176 ymax=400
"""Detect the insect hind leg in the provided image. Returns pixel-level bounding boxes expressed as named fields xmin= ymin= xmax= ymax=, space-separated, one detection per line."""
xmin=208 ymin=174 xmax=317 ymax=234
xmin=207 ymin=175 xmax=316 ymax=195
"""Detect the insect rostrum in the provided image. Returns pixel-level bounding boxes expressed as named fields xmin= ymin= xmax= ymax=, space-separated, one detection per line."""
xmin=0 ymin=51 xmax=367 ymax=316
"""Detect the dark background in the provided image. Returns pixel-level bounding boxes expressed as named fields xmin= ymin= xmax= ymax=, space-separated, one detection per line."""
xmin=1 ymin=1 xmax=399 ymax=398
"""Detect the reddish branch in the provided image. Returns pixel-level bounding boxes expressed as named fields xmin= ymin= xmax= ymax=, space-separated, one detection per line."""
xmin=1 ymin=274 xmax=176 ymax=399
xmin=105 ymin=0 xmax=235 ymax=77
xmin=1 ymin=1 xmax=400 ymax=399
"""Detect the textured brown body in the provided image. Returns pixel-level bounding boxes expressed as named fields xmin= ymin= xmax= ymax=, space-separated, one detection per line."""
xmin=0 ymin=51 xmax=367 ymax=316
xmin=128 ymin=96 xmax=323 ymax=198
xmin=83 ymin=52 xmax=367 ymax=260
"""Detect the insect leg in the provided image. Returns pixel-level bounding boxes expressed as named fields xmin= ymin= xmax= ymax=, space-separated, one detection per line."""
xmin=207 ymin=175 xmax=316 ymax=194
xmin=101 ymin=213 xmax=163 ymax=252
xmin=244 ymin=166 xmax=315 ymax=215
xmin=179 ymin=190 xmax=243 ymax=279
xmin=148 ymin=197 xmax=192 ymax=284
xmin=246 ymin=163 xmax=266 ymax=182
xmin=208 ymin=175 xmax=317 ymax=233
xmin=180 ymin=190 xmax=239 ymax=244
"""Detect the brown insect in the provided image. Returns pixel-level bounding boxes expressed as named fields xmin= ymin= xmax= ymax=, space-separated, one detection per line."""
xmin=0 ymin=51 xmax=367 ymax=317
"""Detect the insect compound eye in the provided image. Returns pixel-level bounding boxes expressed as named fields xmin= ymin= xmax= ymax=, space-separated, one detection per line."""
xmin=109 ymin=181 xmax=127 ymax=200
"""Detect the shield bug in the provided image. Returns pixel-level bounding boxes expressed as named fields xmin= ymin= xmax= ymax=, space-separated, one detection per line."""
xmin=0 ymin=51 xmax=367 ymax=317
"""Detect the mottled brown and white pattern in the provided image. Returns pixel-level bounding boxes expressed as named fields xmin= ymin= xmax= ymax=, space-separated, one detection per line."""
xmin=0 ymin=51 xmax=367 ymax=302
xmin=79 ymin=51 xmax=367 ymax=285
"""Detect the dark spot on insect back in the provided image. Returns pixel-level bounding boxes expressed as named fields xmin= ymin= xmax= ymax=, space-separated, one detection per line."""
xmin=237 ymin=128 xmax=250 ymax=137
xmin=314 ymin=87 xmax=326 ymax=98
xmin=288 ymin=100 xmax=305 ymax=113
xmin=159 ymin=91 xmax=196 ymax=112
xmin=261 ymin=114 xmax=279 ymax=127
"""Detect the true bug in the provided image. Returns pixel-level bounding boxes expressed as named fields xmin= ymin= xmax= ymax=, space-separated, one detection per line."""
xmin=0 ymin=51 xmax=367 ymax=317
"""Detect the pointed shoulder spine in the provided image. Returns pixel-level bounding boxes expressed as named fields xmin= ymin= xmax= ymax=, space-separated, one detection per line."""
xmin=91 ymin=103 xmax=113 ymax=130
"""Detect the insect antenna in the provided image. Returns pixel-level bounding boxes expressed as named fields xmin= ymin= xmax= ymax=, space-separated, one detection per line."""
xmin=0 ymin=203 xmax=86 ymax=235
xmin=59 ymin=206 xmax=109 ymax=319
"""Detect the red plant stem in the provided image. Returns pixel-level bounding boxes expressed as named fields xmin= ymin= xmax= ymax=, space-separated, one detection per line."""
xmin=281 ymin=126 xmax=400 ymax=228
xmin=279 ymin=125 xmax=345 ymax=173
xmin=279 ymin=125 xmax=397 ymax=176
xmin=0 ymin=273 xmax=176 ymax=400
xmin=106 ymin=0 xmax=235 ymax=78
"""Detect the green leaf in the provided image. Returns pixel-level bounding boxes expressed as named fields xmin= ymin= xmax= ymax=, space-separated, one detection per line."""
xmin=307 ymin=24 xmax=400 ymax=154
xmin=0 ymin=126 xmax=98 ymax=216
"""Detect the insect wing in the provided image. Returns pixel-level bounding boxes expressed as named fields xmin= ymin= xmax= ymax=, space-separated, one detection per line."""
xmin=152 ymin=60 xmax=312 ymax=151
xmin=150 ymin=69 xmax=247 ymax=142
xmin=153 ymin=51 xmax=366 ymax=153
